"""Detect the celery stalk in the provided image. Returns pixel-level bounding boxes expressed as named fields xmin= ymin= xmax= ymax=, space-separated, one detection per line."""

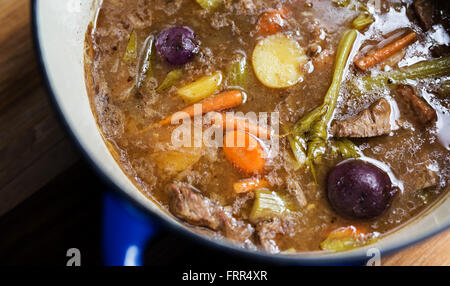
xmin=331 ymin=139 xmax=361 ymax=159
xmin=227 ymin=54 xmax=249 ymax=88
xmin=123 ymin=31 xmax=137 ymax=63
xmin=156 ymin=69 xmax=183 ymax=93
xmin=307 ymin=30 xmax=358 ymax=165
xmin=196 ymin=0 xmax=222 ymax=10
xmin=288 ymin=30 xmax=358 ymax=177
xmin=352 ymin=12 xmax=374 ymax=31
xmin=250 ymin=189 xmax=287 ymax=223
xmin=360 ymin=57 xmax=450 ymax=91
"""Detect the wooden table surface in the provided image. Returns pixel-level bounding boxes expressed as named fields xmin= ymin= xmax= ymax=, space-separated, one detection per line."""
xmin=0 ymin=0 xmax=448 ymax=266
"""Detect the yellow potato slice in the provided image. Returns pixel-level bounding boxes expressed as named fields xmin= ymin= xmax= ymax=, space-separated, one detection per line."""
xmin=153 ymin=147 xmax=202 ymax=173
xmin=252 ymin=34 xmax=307 ymax=89
xmin=177 ymin=71 xmax=223 ymax=103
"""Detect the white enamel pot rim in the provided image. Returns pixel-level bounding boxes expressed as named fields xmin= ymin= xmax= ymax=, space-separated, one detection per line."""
xmin=33 ymin=0 xmax=450 ymax=265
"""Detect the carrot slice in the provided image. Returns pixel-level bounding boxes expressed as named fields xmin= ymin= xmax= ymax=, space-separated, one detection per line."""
xmin=320 ymin=225 xmax=370 ymax=252
xmin=233 ymin=177 xmax=271 ymax=194
xmin=223 ymin=130 xmax=266 ymax=175
xmin=210 ymin=112 xmax=274 ymax=139
xmin=138 ymin=90 xmax=244 ymax=133
xmin=355 ymin=32 xmax=417 ymax=70
xmin=256 ymin=8 xmax=288 ymax=36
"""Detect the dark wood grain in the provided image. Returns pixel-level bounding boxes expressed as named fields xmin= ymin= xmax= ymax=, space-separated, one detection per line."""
xmin=0 ymin=0 xmax=80 ymax=216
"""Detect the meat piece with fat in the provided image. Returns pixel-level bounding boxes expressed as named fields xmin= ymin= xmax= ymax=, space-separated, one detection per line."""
xmin=413 ymin=0 xmax=434 ymax=31
xmin=396 ymin=85 xmax=437 ymax=125
xmin=256 ymin=217 xmax=296 ymax=253
xmin=331 ymin=98 xmax=392 ymax=138
xmin=168 ymin=183 xmax=254 ymax=244
xmin=256 ymin=218 xmax=285 ymax=253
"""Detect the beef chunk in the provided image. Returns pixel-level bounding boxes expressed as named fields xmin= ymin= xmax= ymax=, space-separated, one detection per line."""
xmin=331 ymin=98 xmax=392 ymax=138
xmin=168 ymin=184 xmax=254 ymax=243
xmin=431 ymin=44 xmax=450 ymax=58
xmin=396 ymin=85 xmax=437 ymax=125
xmin=169 ymin=183 xmax=221 ymax=229
xmin=413 ymin=0 xmax=450 ymax=31
xmin=414 ymin=0 xmax=434 ymax=31
xmin=414 ymin=165 xmax=439 ymax=191
xmin=412 ymin=0 xmax=450 ymax=57
xmin=256 ymin=217 xmax=296 ymax=253
xmin=256 ymin=219 xmax=285 ymax=253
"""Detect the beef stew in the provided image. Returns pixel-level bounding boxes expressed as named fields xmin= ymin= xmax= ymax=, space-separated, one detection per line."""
xmin=85 ymin=0 xmax=450 ymax=253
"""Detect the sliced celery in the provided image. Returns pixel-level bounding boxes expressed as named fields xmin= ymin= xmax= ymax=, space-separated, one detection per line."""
xmin=123 ymin=31 xmax=137 ymax=63
xmin=352 ymin=12 xmax=374 ymax=31
xmin=360 ymin=57 xmax=450 ymax=91
xmin=196 ymin=0 xmax=222 ymax=10
xmin=331 ymin=139 xmax=361 ymax=159
xmin=250 ymin=189 xmax=288 ymax=223
xmin=441 ymin=80 xmax=450 ymax=95
xmin=227 ymin=54 xmax=249 ymax=88
xmin=177 ymin=71 xmax=223 ymax=103
xmin=156 ymin=69 xmax=183 ymax=93
xmin=288 ymin=30 xmax=358 ymax=175
xmin=152 ymin=149 xmax=202 ymax=173
xmin=320 ymin=233 xmax=362 ymax=252
xmin=320 ymin=226 xmax=378 ymax=252
xmin=286 ymin=132 xmax=307 ymax=167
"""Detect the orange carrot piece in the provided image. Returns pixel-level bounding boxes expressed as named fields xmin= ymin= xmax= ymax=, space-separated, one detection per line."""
xmin=138 ymin=90 xmax=244 ymax=133
xmin=223 ymin=130 xmax=266 ymax=175
xmin=210 ymin=113 xmax=274 ymax=139
xmin=327 ymin=225 xmax=367 ymax=239
xmin=233 ymin=177 xmax=271 ymax=194
xmin=355 ymin=32 xmax=417 ymax=70
xmin=256 ymin=8 xmax=289 ymax=36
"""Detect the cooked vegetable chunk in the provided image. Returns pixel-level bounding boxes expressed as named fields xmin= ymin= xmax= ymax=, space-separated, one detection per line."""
xmin=223 ymin=130 xmax=266 ymax=175
xmin=359 ymin=57 xmax=450 ymax=91
xmin=320 ymin=226 xmax=373 ymax=252
xmin=177 ymin=71 xmax=223 ymax=103
xmin=352 ymin=12 xmax=374 ymax=31
xmin=153 ymin=147 xmax=202 ymax=173
xmin=396 ymin=85 xmax=437 ymax=125
xmin=256 ymin=8 xmax=288 ymax=36
xmin=156 ymin=69 xmax=183 ymax=92
xmin=226 ymin=53 xmax=249 ymax=88
xmin=327 ymin=160 xmax=397 ymax=219
xmin=156 ymin=26 xmax=199 ymax=65
xmin=355 ymin=32 xmax=417 ymax=70
xmin=196 ymin=0 xmax=222 ymax=11
xmin=233 ymin=177 xmax=271 ymax=194
xmin=123 ymin=30 xmax=137 ymax=63
xmin=331 ymin=139 xmax=361 ymax=159
xmin=250 ymin=189 xmax=288 ymax=223
xmin=152 ymin=147 xmax=202 ymax=173
xmin=252 ymin=34 xmax=307 ymax=88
